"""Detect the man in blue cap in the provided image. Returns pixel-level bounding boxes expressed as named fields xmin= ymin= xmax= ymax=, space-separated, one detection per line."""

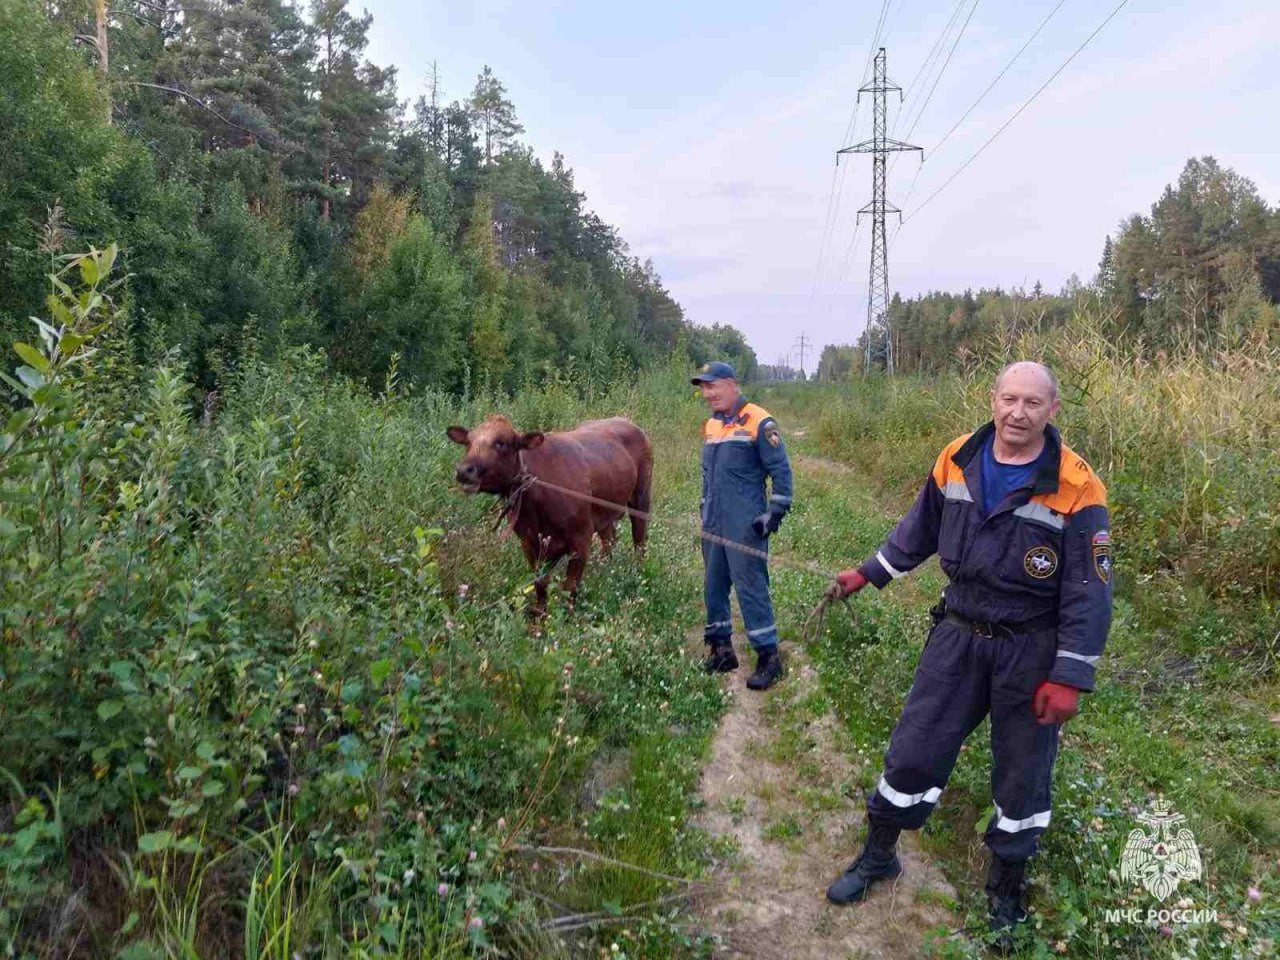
xmin=691 ymin=361 xmax=794 ymax=690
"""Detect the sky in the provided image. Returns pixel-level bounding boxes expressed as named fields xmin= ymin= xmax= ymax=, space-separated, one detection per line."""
xmin=359 ymin=0 xmax=1280 ymax=369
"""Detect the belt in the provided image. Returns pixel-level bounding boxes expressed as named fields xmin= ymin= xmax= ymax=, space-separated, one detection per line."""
xmin=942 ymin=610 xmax=1058 ymax=639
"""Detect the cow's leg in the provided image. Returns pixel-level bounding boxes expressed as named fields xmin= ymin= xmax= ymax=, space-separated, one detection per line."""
xmin=522 ymin=536 xmax=558 ymax=619
xmin=563 ymin=536 xmax=591 ymax=608
xmin=598 ymin=522 xmax=618 ymax=558
xmin=628 ymin=459 xmax=652 ymax=554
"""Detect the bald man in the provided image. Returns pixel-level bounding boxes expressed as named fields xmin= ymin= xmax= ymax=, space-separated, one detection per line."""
xmin=825 ymin=362 xmax=1112 ymax=951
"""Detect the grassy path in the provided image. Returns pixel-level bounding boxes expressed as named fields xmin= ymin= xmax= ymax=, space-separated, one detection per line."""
xmin=689 ymin=415 xmax=967 ymax=957
xmin=691 ymin=629 xmax=959 ymax=958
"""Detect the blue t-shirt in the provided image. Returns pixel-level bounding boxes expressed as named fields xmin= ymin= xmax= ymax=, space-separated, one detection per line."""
xmin=979 ymin=434 xmax=1048 ymax=518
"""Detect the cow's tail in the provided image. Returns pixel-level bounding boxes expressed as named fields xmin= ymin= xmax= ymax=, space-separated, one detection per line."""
xmin=628 ymin=446 xmax=652 ymax=552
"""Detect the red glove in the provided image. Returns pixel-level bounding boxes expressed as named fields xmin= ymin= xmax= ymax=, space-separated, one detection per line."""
xmin=1033 ymin=681 xmax=1080 ymax=725
xmin=836 ymin=568 xmax=868 ymax=597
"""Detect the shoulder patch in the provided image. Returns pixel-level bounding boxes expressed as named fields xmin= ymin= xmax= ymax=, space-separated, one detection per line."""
xmin=1092 ymin=529 xmax=1112 ymax=583
xmin=763 ymin=419 xmax=781 ymax=447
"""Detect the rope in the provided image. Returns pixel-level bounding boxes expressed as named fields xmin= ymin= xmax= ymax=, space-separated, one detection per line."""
xmin=491 ymin=451 xmax=857 ymax=640
xmin=800 ymin=580 xmax=859 ymax=646
xmin=519 ymin=474 xmax=840 ymax=581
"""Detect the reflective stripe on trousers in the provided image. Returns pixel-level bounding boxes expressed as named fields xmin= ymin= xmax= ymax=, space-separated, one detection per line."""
xmin=865 ymin=619 xmax=1060 ymax=861
xmin=702 ymin=536 xmax=779 ymax=649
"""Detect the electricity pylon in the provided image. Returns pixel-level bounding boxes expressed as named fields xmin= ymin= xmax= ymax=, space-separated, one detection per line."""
xmin=838 ymin=47 xmax=921 ymax=375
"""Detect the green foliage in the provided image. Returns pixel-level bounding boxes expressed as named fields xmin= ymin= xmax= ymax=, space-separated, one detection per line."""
xmin=0 ymin=0 xmax=118 ymax=332
xmin=0 ymin=0 xmax=751 ymax=399
xmin=1 ymin=254 xmax=723 ymax=957
xmin=1107 ymin=157 xmax=1280 ymax=349
xmin=344 ymin=214 xmax=467 ymax=390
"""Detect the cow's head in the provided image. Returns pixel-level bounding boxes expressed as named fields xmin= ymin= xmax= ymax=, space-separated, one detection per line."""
xmin=446 ymin=414 xmax=544 ymax=494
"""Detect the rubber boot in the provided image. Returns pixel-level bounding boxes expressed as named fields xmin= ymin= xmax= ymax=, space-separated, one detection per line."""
xmin=986 ymin=855 xmax=1029 ymax=953
xmin=704 ymin=641 xmax=739 ymax=674
xmin=746 ymin=646 xmax=782 ymax=690
xmin=826 ymin=822 xmax=902 ymax=903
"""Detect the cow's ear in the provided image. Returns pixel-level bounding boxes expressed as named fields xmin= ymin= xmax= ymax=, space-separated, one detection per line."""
xmin=520 ymin=431 xmax=545 ymax=450
xmin=446 ymin=426 xmax=470 ymax=445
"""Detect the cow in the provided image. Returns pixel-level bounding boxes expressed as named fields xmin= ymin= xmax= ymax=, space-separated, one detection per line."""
xmin=447 ymin=414 xmax=652 ymax=613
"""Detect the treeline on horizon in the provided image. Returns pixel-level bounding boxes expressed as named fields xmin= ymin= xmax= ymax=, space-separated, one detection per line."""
xmin=817 ymin=156 xmax=1280 ymax=380
xmin=0 ymin=0 xmax=759 ymax=398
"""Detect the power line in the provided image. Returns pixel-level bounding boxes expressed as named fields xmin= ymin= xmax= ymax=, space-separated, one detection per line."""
xmin=827 ymin=216 xmax=865 ymax=328
xmin=887 ymin=0 xmax=1068 ymax=251
xmin=902 ymin=0 xmax=1133 ymax=226
xmin=895 ymin=0 xmax=981 ymax=153
xmin=885 ymin=0 xmax=1064 ymax=252
xmin=899 ymin=0 xmax=969 ymax=106
xmin=928 ymin=0 xmax=1068 ymax=161
xmin=885 ymin=0 xmax=974 ymax=188
xmin=880 ymin=0 xmax=912 ymax=60
xmin=887 ymin=167 xmax=924 ymax=250
xmin=806 ymin=162 xmax=844 ymax=309
xmin=852 ymin=0 xmax=895 ymax=138
xmin=793 ymin=332 xmax=812 ymax=377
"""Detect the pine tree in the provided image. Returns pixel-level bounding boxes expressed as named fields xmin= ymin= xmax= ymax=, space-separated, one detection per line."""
xmin=308 ymin=0 xmax=397 ymax=220
xmin=467 ymin=65 xmax=523 ymax=163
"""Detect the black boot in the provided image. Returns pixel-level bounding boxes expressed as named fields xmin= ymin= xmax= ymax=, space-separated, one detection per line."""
xmin=746 ymin=646 xmax=783 ymax=690
xmin=985 ymin=855 xmax=1029 ymax=953
xmin=826 ymin=822 xmax=902 ymax=903
xmin=704 ymin=641 xmax=739 ymax=673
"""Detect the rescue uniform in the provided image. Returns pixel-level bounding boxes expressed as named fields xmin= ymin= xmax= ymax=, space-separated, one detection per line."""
xmin=859 ymin=422 xmax=1112 ymax=861
xmin=701 ymin=396 xmax=794 ymax=651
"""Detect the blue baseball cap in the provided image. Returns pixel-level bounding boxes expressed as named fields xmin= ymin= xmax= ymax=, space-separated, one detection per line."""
xmin=691 ymin=361 xmax=737 ymax=385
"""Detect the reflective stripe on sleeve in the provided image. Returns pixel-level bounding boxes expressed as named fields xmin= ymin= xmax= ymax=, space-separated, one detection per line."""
xmin=1056 ymin=650 xmax=1100 ymax=665
xmin=876 ymin=551 xmax=905 ymax=579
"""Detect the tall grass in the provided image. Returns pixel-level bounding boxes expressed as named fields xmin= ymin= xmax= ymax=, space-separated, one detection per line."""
xmin=810 ymin=309 xmax=1280 ymax=653
xmin=0 ymin=254 xmax=723 ymax=958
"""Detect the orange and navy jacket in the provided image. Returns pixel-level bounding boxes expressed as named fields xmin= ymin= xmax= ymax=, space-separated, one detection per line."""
xmin=700 ymin=397 xmax=793 ymax=538
xmin=860 ymin=422 xmax=1112 ymax=691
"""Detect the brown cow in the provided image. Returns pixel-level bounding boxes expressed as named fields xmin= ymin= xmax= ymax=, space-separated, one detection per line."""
xmin=447 ymin=414 xmax=652 ymax=613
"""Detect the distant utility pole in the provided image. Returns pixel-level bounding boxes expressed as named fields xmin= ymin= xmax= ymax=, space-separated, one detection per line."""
xmin=793 ymin=333 xmax=811 ymax=380
xmin=838 ymin=48 xmax=921 ymax=375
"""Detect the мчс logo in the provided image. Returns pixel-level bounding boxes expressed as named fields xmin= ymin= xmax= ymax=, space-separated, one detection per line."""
xmin=1024 ymin=545 xmax=1059 ymax=579
xmin=1120 ymin=797 xmax=1202 ymax=902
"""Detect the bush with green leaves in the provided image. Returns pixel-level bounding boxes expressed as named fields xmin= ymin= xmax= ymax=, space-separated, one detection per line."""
xmin=1 ymin=251 xmax=723 ymax=958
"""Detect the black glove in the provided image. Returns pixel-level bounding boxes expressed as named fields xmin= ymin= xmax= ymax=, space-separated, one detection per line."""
xmin=752 ymin=511 xmax=783 ymax=538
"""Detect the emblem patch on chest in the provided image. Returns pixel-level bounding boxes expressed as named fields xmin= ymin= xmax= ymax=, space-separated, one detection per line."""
xmin=1024 ymin=546 xmax=1059 ymax=579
